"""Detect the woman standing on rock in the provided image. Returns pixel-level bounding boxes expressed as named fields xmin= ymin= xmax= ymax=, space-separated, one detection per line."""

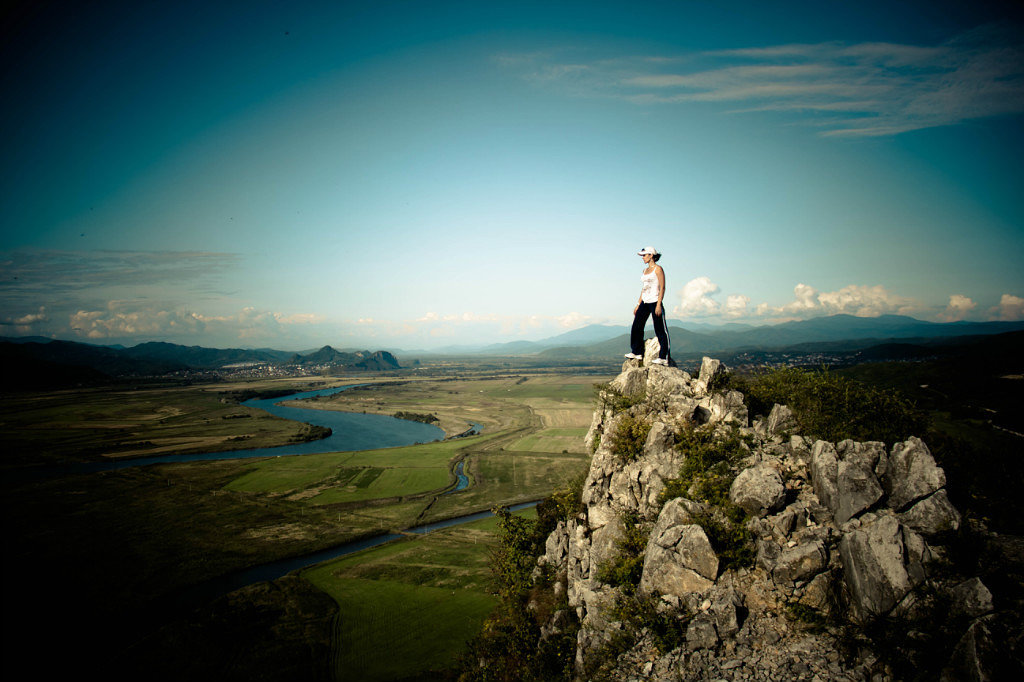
xmin=626 ymin=246 xmax=671 ymax=365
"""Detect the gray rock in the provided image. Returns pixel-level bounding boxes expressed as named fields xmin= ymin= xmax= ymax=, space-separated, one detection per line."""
xmin=884 ymin=437 xmax=946 ymax=511
xmin=767 ymin=404 xmax=798 ymax=437
xmin=730 ymin=464 xmax=786 ymax=517
xmin=542 ymin=520 xmax=569 ymax=567
xmin=686 ymin=613 xmax=719 ymax=650
xmin=590 ymin=515 xmax=625 ymax=578
xmin=710 ymin=589 xmax=744 ymax=638
xmin=642 ymin=336 xmax=665 ymax=366
xmin=835 ymin=459 xmax=884 ymax=525
xmin=640 ymin=515 xmax=718 ymax=595
xmin=940 ymin=615 xmax=997 ymax=682
xmin=756 ymin=537 xmax=782 ymax=573
xmin=772 ymin=540 xmax=828 ymax=583
xmin=810 ymin=441 xmax=840 ymax=514
xmin=692 ymin=356 xmax=723 ymax=396
xmin=799 ymin=571 xmax=835 ymax=613
xmin=837 ymin=440 xmax=887 ymax=475
xmin=609 ymin=366 xmax=649 ymax=398
xmin=898 ymin=489 xmax=961 ymax=537
xmin=839 ymin=514 xmax=911 ymax=621
xmin=770 ymin=510 xmax=796 ymax=538
xmin=949 ymin=578 xmax=993 ymax=619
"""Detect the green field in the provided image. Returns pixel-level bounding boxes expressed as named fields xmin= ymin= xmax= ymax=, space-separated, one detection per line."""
xmin=511 ymin=426 xmax=590 ymax=453
xmin=303 ymin=511 xmax=533 ymax=681
xmin=224 ymin=432 xmax=509 ymax=504
xmin=4 ymin=371 xmax=604 ymax=680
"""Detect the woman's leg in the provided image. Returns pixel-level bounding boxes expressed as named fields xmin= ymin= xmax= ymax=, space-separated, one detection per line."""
xmin=630 ymin=304 xmax=652 ymax=355
xmin=651 ymin=307 xmax=671 ymax=360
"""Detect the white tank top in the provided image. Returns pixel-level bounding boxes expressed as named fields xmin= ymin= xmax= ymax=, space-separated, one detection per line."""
xmin=641 ymin=268 xmax=660 ymax=303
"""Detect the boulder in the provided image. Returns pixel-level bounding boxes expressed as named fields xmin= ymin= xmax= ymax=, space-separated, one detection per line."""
xmin=898 ymin=489 xmax=961 ymax=538
xmin=799 ymin=570 xmax=836 ymax=613
xmin=772 ymin=539 xmax=828 ymax=584
xmin=839 ymin=513 xmax=911 ymax=621
xmin=642 ymin=336 xmax=664 ymax=365
xmin=940 ymin=615 xmax=998 ymax=682
xmin=834 ymin=459 xmax=884 ymax=525
xmin=640 ymin=517 xmax=718 ymax=596
xmin=730 ymin=464 xmax=786 ymax=517
xmin=766 ymin=404 xmax=798 ymax=437
xmin=810 ymin=441 xmax=839 ymax=515
xmin=686 ymin=613 xmax=719 ymax=650
xmin=692 ymin=357 xmax=723 ymax=396
xmin=709 ymin=589 xmax=744 ymax=638
xmin=949 ymin=578 xmax=993 ymax=620
xmin=646 ymin=365 xmax=693 ymax=399
xmin=609 ymin=366 xmax=648 ymax=398
xmin=884 ymin=437 xmax=946 ymax=511
xmin=837 ymin=440 xmax=888 ymax=478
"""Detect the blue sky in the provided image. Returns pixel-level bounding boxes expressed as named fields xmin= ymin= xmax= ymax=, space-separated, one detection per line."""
xmin=2 ymin=0 xmax=1022 ymax=349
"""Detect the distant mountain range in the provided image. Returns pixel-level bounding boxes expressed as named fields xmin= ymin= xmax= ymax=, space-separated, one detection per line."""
xmin=3 ymin=314 xmax=1023 ymax=390
xmin=408 ymin=314 xmax=1024 ymax=358
xmin=0 ymin=339 xmax=401 ymax=390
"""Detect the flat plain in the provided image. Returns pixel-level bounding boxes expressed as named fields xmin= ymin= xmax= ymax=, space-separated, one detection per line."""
xmin=3 ymin=369 xmax=611 ymax=680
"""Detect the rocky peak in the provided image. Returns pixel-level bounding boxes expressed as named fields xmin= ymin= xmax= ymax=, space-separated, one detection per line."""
xmin=532 ymin=340 xmax=1010 ymax=680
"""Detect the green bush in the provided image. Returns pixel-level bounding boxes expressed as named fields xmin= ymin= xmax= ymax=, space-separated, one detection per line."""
xmin=658 ymin=424 xmax=750 ymax=509
xmin=607 ymin=591 xmax=690 ymax=655
xmin=657 ymin=424 xmax=755 ymax=571
xmin=535 ymin=467 xmax=588 ymax=540
xmin=732 ymin=367 xmax=927 ymax=445
xmin=595 ymin=511 xmax=650 ymax=593
xmin=458 ymin=508 xmax=574 ymax=681
xmin=607 ymin=414 xmax=652 ymax=463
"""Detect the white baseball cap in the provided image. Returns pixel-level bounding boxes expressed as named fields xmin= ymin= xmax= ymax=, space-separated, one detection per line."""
xmin=637 ymin=246 xmax=659 ymax=256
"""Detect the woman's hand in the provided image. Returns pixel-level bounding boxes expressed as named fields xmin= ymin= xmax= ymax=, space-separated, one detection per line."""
xmin=633 ymin=303 xmax=639 ymax=314
xmin=655 ymin=302 xmax=663 ymax=316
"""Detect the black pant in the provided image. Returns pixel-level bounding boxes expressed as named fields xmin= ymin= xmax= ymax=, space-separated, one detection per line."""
xmin=631 ymin=302 xmax=670 ymax=359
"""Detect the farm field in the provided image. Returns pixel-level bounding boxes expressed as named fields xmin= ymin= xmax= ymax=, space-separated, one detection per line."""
xmin=4 ymin=370 xmax=610 ymax=680
xmin=302 ymin=510 xmax=535 ymax=681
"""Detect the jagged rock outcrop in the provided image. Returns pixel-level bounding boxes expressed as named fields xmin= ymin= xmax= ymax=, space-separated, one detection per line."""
xmin=532 ymin=342 xmax=1011 ymax=680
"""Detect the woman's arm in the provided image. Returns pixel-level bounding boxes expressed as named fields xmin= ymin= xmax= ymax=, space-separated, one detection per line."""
xmin=655 ymin=266 xmax=666 ymax=315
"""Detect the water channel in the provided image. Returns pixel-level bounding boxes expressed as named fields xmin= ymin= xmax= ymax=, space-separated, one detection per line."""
xmin=85 ymin=383 xmax=509 ymax=602
xmin=26 ymin=381 xmax=517 ymax=609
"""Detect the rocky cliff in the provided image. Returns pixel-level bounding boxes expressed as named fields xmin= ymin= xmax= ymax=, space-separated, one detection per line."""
xmin=530 ymin=341 xmax=1015 ymax=681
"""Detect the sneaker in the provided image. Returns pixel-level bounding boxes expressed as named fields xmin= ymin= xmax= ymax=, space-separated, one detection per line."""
xmin=652 ymin=358 xmax=669 ymax=366
xmin=624 ymin=353 xmax=642 ymax=359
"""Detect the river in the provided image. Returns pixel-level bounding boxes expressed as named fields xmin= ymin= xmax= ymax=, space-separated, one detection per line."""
xmin=32 ymin=384 xmax=449 ymax=478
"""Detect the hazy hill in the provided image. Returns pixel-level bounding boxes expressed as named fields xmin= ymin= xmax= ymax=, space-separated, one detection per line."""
xmin=288 ymin=346 xmax=401 ymax=370
xmin=534 ymin=315 xmax=1024 ymax=360
xmin=0 ymin=340 xmax=403 ymax=390
xmin=124 ymin=341 xmax=292 ymax=368
xmin=0 ymin=340 xmax=189 ymax=391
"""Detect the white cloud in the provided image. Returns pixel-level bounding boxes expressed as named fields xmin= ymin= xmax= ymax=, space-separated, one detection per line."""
xmin=68 ymin=303 xmax=324 ymax=345
xmin=0 ymin=306 xmax=49 ymax=335
xmin=755 ymin=283 xmax=920 ymax=319
xmin=992 ymin=294 xmax=1024 ymax=321
xmin=723 ymin=294 xmax=749 ymax=319
xmin=938 ymin=294 xmax=977 ymax=322
xmin=501 ymin=26 xmax=1024 ymax=136
xmin=674 ymin=276 xmax=721 ymax=316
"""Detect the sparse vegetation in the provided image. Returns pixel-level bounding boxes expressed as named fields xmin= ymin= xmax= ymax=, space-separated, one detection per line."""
xmin=392 ymin=410 xmax=439 ymax=424
xmin=732 ymin=366 xmax=927 ymax=445
xmin=607 ymin=413 xmax=652 ymax=463
xmin=658 ymin=424 xmax=755 ymax=570
xmin=595 ymin=511 xmax=651 ymax=592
